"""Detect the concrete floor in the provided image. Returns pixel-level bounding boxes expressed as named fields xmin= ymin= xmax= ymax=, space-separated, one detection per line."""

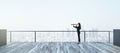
xmin=0 ymin=42 xmax=120 ymax=53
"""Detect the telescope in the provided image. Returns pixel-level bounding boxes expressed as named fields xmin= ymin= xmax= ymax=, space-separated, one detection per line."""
xmin=71 ymin=24 xmax=78 ymax=25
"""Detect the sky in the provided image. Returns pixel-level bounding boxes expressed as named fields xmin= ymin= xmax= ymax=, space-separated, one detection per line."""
xmin=0 ymin=0 xmax=120 ymax=30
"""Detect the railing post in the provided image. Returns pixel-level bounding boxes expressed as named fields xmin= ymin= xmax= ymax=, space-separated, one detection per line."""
xmin=10 ymin=32 xmax=12 ymax=42
xmin=34 ymin=31 xmax=36 ymax=42
xmin=108 ymin=31 xmax=110 ymax=43
xmin=84 ymin=31 xmax=86 ymax=42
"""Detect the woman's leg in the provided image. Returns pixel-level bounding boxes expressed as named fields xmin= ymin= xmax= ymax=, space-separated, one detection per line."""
xmin=77 ymin=31 xmax=80 ymax=43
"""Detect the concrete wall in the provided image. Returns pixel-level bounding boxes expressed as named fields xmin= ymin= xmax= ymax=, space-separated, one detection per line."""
xmin=113 ymin=29 xmax=120 ymax=47
xmin=0 ymin=29 xmax=7 ymax=46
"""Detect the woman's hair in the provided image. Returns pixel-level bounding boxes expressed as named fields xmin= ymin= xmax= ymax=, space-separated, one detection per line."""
xmin=78 ymin=23 xmax=80 ymax=25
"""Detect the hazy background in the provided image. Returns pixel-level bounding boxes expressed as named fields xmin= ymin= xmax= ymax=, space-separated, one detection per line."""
xmin=0 ymin=0 xmax=120 ymax=30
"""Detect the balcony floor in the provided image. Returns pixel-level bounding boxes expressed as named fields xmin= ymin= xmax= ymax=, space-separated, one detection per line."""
xmin=0 ymin=42 xmax=120 ymax=53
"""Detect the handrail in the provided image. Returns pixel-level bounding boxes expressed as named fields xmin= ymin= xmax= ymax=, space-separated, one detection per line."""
xmin=8 ymin=30 xmax=112 ymax=43
xmin=8 ymin=30 xmax=112 ymax=32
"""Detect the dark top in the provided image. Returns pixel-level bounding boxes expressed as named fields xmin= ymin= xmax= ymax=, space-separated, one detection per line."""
xmin=73 ymin=24 xmax=81 ymax=31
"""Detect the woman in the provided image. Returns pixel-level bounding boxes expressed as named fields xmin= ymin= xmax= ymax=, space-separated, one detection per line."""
xmin=72 ymin=22 xmax=81 ymax=44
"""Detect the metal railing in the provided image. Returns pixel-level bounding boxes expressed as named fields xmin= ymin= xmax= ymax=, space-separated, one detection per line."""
xmin=8 ymin=30 xmax=112 ymax=43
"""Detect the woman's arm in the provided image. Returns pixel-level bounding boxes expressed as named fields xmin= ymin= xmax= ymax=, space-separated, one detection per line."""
xmin=73 ymin=25 xmax=77 ymax=28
